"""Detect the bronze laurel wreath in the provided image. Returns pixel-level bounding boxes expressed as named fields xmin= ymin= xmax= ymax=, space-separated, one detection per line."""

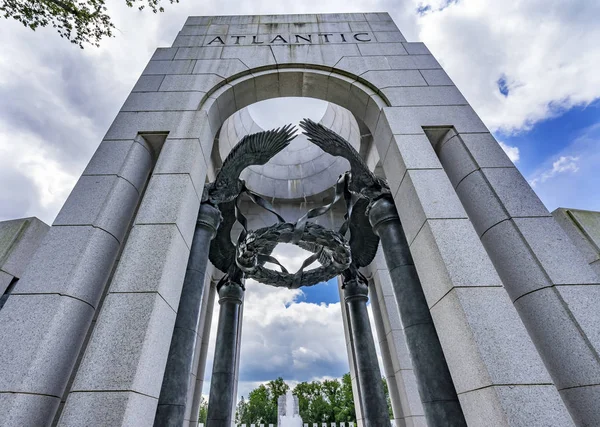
xmin=236 ymin=222 xmax=351 ymax=289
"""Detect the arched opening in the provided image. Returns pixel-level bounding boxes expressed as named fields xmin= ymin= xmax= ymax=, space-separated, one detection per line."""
xmin=197 ymin=73 xmax=390 ymax=423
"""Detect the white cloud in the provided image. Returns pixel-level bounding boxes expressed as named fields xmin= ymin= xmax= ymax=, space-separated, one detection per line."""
xmin=202 ymin=278 xmax=353 ymax=402
xmin=414 ymin=0 xmax=600 ymax=133
xmin=527 ymin=122 xmax=600 ymax=211
xmin=529 ymin=155 xmax=580 ymax=188
xmin=498 ymin=141 xmax=520 ymax=163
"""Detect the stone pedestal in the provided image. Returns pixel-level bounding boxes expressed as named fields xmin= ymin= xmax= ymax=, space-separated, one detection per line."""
xmin=154 ymin=203 xmax=220 ymax=426
xmin=343 ymin=277 xmax=390 ymax=426
xmin=369 ymin=197 xmax=466 ymax=426
xmin=206 ymin=280 xmax=244 ymax=426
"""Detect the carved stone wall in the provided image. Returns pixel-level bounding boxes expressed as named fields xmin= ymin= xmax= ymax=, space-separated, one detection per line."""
xmin=0 ymin=12 xmax=597 ymax=427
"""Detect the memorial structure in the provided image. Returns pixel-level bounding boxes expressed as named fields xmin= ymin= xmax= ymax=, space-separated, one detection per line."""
xmin=0 ymin=12 xmax=599 ymax=427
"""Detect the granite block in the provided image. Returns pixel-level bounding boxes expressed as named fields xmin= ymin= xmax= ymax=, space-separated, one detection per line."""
xmin=409 ymin=55 xmax=441 ymax=69
xmin=436 ymin=132 xmax=477 ymax=187
xmin=410 ymin=219 xmax=501 ymax=306
xmin=154 ymin=139 xmax=208 ymax=198
xmin=158 ymin=74 xmax=224 ymax=92
xmin=151 ymin=48 xmax=178 ymax=61
xmin=383 ymin=105 xmax=488 ymax=135
xmin=395 ymin=169 xmax=466 ymax=244
xmin=362 ymin=70 xmax=427 ymax=88
xmin=109 ymin=224 xmax=190 ymax=311
xmin=54 ymin=175 xmax=139 ymax=242
xmin=121 ymin=91 xmax=204 ymax=112
xmin=105 ymin=110 xmax=210 ymax=140
xmin=222 ymin=45 xmax=277 ymax=69
xmin=132 ymin=75 xmax=165 ymax=92
xmin=459 ymin=385 xmax=573 ymax=427
xmin=513 ymin=217 xmax=599 ymax=285
xmin=72 ymin=293 xmax=176 ymax=396
xmin=0 ymin=217 xmax=49 ymax=279
xmin=179 ymin=25 xmax=209 ymax=36
xmin=432 ymin=287 xmax=551 ymax=394
xmin=336 ymin=56 xmax=391 ymax=75
xmin=374 ymin=31 xmax=406 ymax=43
xmin=59 ymin=391 xmax=158 ymax=427
xmin=455 ymin=171 xmax=509 ymax=235
xmin=83 ymin=139 xmax=153 ymax=192
xmin=515 ymin=286 xmax=600 ymax=389
xmin=403 ymin=43 xmax=430 ymax=55
xmin=0 ymin=294 xmax=94 ymax=397
xmin=560 ymin=384 xmax=600 ymax=426
xmin=253 ymin=70 xmax=280 ymax=101
xmin=192 ymin=58 xmax=248 ymax=78
xmin=368 ymin=21 xmax=400 ymax=32
xmin=460 ymin=133 xmax=514 ymax=167
xmin=556 ymin=285 xmax=600 ymax=354
xmin=233 ymin=74 xmax=258 ymax=109
xmin=143 ymin=60 xmax=196 ymax=75
xmin=0 ymin=393 xmax=60 ymax=427
xmin=481 ymin=219 xmax=551 ymax=300
xmin=482 ymin=168 xmax=549 ymax=217
xmin=135 ymin=173 xmax=200 ymax=247
xmin=14 ymin=225 xmax=119 ymax=306
xmin=420 ymin=69 xmax=453 ymax=86
xmin=358 ymin=43 xmax=408 ymax=56
xmin=384 ymin=86 xmax=467 ymax=107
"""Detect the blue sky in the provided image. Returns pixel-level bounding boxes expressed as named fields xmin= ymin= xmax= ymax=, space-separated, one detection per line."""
xmin=0 ymin=0 xmax=599 ymax=402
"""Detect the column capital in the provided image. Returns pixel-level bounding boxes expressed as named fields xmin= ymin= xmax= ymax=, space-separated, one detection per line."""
xmin=343 ymin=277 xmax=369 ymax=303
xmin=197 ymin=203 xmax=222 ymax=237
xmin=368 ymin=196 xmax=399 ymax=231
xmin=218 ymin=280 xmax=244 ymax=304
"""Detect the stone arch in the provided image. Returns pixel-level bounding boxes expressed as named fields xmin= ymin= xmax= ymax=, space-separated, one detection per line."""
xmin=197 ymin=65 xmax=388 ymax=159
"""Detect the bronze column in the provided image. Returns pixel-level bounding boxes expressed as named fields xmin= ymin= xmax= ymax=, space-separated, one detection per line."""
xmin=343 ymin=276 xmax=390 ymax=426
xmin=154 ymin=203 xmax=221 ymax=426
xmin=206 ymin=279 xmax=244 ymax=426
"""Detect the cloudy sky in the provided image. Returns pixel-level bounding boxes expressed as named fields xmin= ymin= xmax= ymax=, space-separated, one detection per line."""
xmin=1 ymin=0 xmax=599 ymax=404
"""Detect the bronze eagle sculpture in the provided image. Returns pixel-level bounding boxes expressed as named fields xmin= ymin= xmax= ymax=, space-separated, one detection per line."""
xmin=299 ymin=118 xmax=390 ymax=276
xmin=207 ymin=125 xmax=297 ymax=277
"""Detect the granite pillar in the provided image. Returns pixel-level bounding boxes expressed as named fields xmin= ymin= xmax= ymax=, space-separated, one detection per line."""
xmin=206 ymin=279 xmax=244 ymax=426
xmin=188 ymin=278 xmax=216 ymax=427
xmin=154 ymin=203 xmax=221 ymax=426
xmin=343 ymin=276 xmax=389 ymax=426
xmin=338 ymin=276 xmax=365 ymax=426
xmin=231 ymin=297 xmax=244 ymax=422
xmin=434 ymin=129 xmax=600 ymax=426
xmin=369 ymin=197 xmax=466 ymax=426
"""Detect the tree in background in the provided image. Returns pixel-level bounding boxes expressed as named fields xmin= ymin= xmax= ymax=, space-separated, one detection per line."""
xmin=236 ymin=377 xmax=289 ymax=424
xmin=198 ymin=396 xmax=208 ymax=424
xmin=234 ymin=373 xmax=392 ymax=424
xmin=382 ymin=377 xmax=394 ymax=419
xmin=0 ymin=0 xmax=178 ymax=48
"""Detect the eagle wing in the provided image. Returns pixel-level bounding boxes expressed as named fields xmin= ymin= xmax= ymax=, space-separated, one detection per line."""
xmin=209 ymin=201 xmax=237 ymax=273
xmin=299 ymin=118 xmax=378 ymax=192
xmin=348 ymin=198 xmax=380 ymax=268
xmin=214 ymin=124 xmax=297 ymax=186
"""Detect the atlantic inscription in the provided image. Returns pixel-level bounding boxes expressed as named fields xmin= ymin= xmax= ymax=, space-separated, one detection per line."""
xmin=203 ymin=32 xmax=373 ymax=46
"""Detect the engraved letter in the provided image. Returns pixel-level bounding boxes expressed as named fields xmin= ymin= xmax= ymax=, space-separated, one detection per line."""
xmin=252 ymin=35 xmax=264 ymax=44
xmin=270 ymin=35 xmax=289 ymax=44
xmin=318 ymin=33 xmax=333 ymax=43
xmin=340 ymin=34 xmax=347 ymax=42
xmin=207 ymin=36 xmax=225 ymax=45
xmin=353 ymin=33 xmax=372 ymax=42
xmin=231 ymin=35 xmax=246 ymax=45
xmin=295 ymin=34 xmax=312 ymax=44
